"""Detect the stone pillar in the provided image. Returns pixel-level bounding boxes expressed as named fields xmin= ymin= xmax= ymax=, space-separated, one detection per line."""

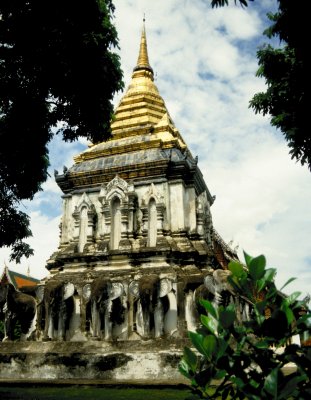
xmin=177 ymin=281 xmax=190 ymax=337
xmin=169 ymin=180 xmax=185 ymax=233
xmin=156 ymin=204 xmax=165 ymax=237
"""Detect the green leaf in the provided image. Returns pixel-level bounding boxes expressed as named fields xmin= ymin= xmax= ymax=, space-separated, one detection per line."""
xmin=255 ymin=340 xmax=269 ymax=349
xmin=231 ymin=376 xmax=245 ymax=389
xmin=249 ymin=255 xmax=266 ymax=280
xmin=279 ymin=375 xmax=306 ymax=399
xmin=219 ymin=307 xmax=236 ymax=329
xmin=203 ymin=335 xmax=218 ymax=358
xmin=217 ymin=338 xmax=229 ymax=359
xmin=281 ymin=303 xmax=295 ymax=325
xmin=285 ymin=291 xmax=301 ymax=305
xmin=214 ymin=369 xmax=226 ymax=380
xmin=256 ymin=278 xmax=266 ymax=292
xmin=243 ymin=251 xmax=253 ymax=267
xmin=183 ymin=346 xmax=197 ymax=372
xmin=249 ymin=379 xmax=260 ymax=389
xmin=188 ymin=331 xmax=206 ymax=356
xmin=200 ymin=299 xmax=218 ymax=319
xmin=179 ymin=358 xmax=192 ymax=379
xmin=264 ymin=367 xmax=279 ymax=398
xmin=227 ymin=275 xmax=242 ymax=291
xmin=264 ymin=268 xmax=277 ymax=283
xmin=280 ymin=277 xmax=296 ymax=291
xmin=201 ymin=314 xmax=218 ymax=336
xmin=228 ymin=261 xmax=246 ymax=278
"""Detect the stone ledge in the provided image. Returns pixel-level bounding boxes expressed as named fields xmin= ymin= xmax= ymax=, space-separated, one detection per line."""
xmin=0 ymin=342 xmax=189 ymax=384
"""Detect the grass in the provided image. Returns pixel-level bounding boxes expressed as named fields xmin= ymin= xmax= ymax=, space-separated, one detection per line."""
xmin=0 ymin=386 xmax=193 ymax=400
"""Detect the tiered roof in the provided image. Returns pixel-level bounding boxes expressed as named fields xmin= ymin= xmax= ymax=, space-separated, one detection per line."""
xmin=0 ymin=266 xmax=39 ymax=289
xmin=56 ymin=23 xmax=211 ymax=199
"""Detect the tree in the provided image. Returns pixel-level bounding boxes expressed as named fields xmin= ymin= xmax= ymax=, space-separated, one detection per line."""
xmin=0 ymin=0 xmax=123 ymax=262
xmin=211 ymin=1 xmax=310 ymax=170
xmin=179 ymin=253 xmax=311 ymax=399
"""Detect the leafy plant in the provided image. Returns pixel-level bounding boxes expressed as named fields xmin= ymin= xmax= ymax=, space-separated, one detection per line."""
xmin=180 ymin=253 xmax=311 ymax=399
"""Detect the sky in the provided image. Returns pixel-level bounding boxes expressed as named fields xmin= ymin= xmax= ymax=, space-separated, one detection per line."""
xmin=1 ymin=0 xmax=310 ymax=299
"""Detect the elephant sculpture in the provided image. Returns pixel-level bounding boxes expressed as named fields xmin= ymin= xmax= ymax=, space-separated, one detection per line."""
xmin=43 ymin=281 xmax=75 ymax=341
xmin=83 ymin=278 xmax=126 ymax=340
xmin=0 ymin=282 xmax=37 ymax=341
xmin=190 ymin=269 xmax=235 ymax=320
xmin=193 ymin=268 xmax=251 ymax=324
xmin=129 ymin=276 xmax=177 ymax=338
xmin=202 ymin=269 xmax=234 ymax=307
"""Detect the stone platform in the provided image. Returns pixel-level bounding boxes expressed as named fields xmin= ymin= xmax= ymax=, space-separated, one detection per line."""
xmin=0 ymin=339 xmax=189 ymax=384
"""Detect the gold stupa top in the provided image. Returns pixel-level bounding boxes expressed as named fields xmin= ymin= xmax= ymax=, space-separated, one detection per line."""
xmin=74 ymin=23 xmax=189 ymax=165
xmin=133 ymin=20 xmax=153 ymax=76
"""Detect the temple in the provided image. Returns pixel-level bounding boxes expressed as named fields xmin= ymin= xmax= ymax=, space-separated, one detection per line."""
xmin=47 ymin=22 xmax=238 ymax=342
xmin=0 ymin=24 xmax=243 ymax=383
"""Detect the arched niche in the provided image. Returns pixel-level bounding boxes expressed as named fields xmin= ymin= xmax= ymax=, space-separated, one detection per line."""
xmin=141 ymin=184 xmax=166 ymax=241
xmin=98 ymin=176 xmax=136 ymax=243
xmin=148 ymin=198 xmax=157 ymax=247
xmin=72 ymin=192 xmax=96 ymax=251
xmin=110 ymin=196 xmax=121 ymax=250
xmin=78 ymin=206 xmax=88 ymax=252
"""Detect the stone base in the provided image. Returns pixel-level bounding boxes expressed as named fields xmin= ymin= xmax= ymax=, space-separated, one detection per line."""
xmin=0 ymin=340 xmax=189 ymax=384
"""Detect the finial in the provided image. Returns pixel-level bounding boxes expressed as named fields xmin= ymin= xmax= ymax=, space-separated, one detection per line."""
xmin=133 ymin=17 xmax=153 ymax=76
xmin=3 ymin=261 xmax=9 ymax=275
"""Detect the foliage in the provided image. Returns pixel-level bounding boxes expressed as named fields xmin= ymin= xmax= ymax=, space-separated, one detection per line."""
xmin=0 ymin=317 xmax=21 ymax=340
xmin=211 ymin=1 xmax=310 ymax=170
xmin=0 ymin=0 xmax=123 ymax=262
xmin=211 ymin=0 xmax=253 ymax=8
xmin=250 ymin=1 xmax=310 ymax=170
xmin=179 ymin=253 xmax=311 ymax=399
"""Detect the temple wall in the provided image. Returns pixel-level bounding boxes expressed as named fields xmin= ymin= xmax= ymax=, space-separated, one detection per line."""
xmin=58 ymin=178 xmax=208 ymax=249
xmin=0 ymin=341 xmax=188 ymax=384
xmin=184 ymin=185 xmax=196 ymax=233
xmin=168 ymin=180 xmax=185 ymax=232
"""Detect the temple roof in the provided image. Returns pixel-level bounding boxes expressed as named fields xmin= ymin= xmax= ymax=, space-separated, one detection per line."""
xmin=74 ymin=23 xmax=188 ymax=163
xmin=0 ymin=266 xmax=40 ymax=289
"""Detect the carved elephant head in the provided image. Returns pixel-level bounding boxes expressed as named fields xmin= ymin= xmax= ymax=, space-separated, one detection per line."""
xmin=84 ymin=279 xmax=126 ymax=328
xmin=159 ymin=278 xmax=173 ymax=298
xmin=129 ymin=275 xmax=159 ymax=312
xmin=206 ymin=269 xmax=234 ymax=293
xmin=44 ymin=281 xmax=75 ymax=305
xmin=129 ymin=276 xmax=175 ymax=338
xmin=43 ymin=281 xmax=75 ymax=340
xmin=84 ymin=280 xmax=125 ymax=303
xmin=203 ymin=269 xmax=234 ymax=307
xmin=0 ymin=283 xmax=37 ymax=341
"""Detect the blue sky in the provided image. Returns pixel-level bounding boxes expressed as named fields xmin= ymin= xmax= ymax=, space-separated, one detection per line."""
xmin=1 ymin=0 xmax=310 ymax=298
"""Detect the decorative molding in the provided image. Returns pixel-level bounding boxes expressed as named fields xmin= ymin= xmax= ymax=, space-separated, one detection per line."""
xmin=141 ymin=183 xmax=164 ymax=206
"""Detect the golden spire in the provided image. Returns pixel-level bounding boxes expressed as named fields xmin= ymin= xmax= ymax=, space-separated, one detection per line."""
xmin=133 ymin=17 xmax=154 ymax=76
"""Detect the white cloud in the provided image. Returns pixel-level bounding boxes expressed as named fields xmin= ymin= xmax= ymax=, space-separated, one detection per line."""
xmin=0 ymin=211 xmax=60 ymax=280
xmin=1 ymin=0 xmax=310 ymax=300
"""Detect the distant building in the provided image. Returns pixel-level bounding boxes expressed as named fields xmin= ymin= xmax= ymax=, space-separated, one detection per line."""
xmin=0 ymin=266 xmax=40 ymax=289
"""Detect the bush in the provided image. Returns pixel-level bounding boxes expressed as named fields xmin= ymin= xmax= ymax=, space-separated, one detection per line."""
xmin=179 ymin=253 xmax=311 ymax=399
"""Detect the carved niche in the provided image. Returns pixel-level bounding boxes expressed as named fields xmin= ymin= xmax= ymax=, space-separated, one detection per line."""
xmin=98 ymin=175 xmax=137 ymax=248
xmin=141 ymin=183 xmax=166 ymax=245
xmin=72 ymin=192 xmax=96 ymax=252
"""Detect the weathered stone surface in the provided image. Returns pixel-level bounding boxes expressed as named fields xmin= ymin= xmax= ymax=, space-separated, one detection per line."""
xmin=0 ymin=341 xmax=188 ymax=383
